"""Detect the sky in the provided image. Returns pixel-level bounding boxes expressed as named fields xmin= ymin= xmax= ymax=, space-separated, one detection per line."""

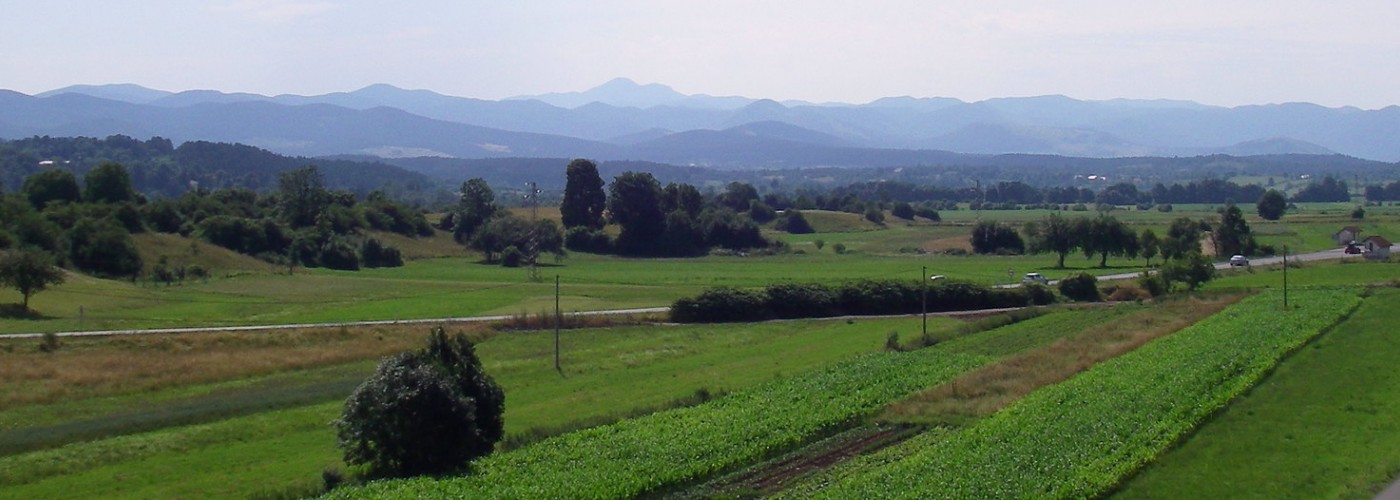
xmin=4 ymin=1 xmax=1399 ymax=109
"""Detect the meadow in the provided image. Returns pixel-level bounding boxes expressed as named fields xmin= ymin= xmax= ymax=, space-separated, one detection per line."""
xmin=3 ymin=202 xmax=1392 ymax=335
xmin=0 ymin=202 xmax=1397 ymax=498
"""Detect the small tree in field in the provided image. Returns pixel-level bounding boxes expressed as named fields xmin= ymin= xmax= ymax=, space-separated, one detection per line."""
xmin=0 ymin=248 xmax=65 ymax=311
xmin=335 ymin=327 xmax=505 ymax=478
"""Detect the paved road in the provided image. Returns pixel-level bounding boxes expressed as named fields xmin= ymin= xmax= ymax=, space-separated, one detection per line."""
xmin=0 ymin=307 xmax=670 ymax=340
xmin=1008 ymin=247 xmax=1383 ymax=287
xmin=1090 ymin=247 xmax=1369 ymax=282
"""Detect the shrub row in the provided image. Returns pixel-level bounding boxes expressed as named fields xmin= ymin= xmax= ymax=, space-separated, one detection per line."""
xmin=670 ymin=279 xmax=1054 ymax=323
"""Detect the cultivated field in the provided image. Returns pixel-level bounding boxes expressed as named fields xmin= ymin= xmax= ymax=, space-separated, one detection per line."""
xmin=0 ymin=202 xmax=1397 ymax=498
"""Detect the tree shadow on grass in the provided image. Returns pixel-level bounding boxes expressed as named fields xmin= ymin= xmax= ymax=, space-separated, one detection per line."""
xmin=0 ymin=304 xmax=51 ymax=320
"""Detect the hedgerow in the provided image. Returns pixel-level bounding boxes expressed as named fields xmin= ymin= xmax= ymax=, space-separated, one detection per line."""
xmin=671 ymin=279 xmax=1048 ymax=323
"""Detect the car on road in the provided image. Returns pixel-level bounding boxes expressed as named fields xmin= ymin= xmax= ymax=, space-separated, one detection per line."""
xmin=1022 ymin=272 xmax=1049 ymax=284
xmin=1229 ymin=255 xmax=1249 ymax=266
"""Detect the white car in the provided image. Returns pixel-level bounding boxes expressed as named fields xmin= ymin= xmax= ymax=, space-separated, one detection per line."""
xmin=1229 ymin=255 xmax=1249 ymax=267
xmin=1022 ymin=272 xmax=1049 ymax=284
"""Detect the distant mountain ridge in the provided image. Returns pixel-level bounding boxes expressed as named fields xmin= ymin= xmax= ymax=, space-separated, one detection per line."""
xmin=10 ymin=80 xmax=1400 ymax=163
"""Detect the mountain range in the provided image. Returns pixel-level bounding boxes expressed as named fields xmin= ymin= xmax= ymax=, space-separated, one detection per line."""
xmin=3 ymin=78 xmax=1398 ymax=165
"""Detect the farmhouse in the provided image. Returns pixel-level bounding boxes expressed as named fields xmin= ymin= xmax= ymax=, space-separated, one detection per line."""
xmin=1334 ymin=226 xmax=1363 ymax=245
xmin=1362 ymin=235 xmax=1391 ymax=260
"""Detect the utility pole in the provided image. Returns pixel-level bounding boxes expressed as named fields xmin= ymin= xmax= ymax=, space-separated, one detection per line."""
xmin=1282 ymin=246 xmax=1289 ymax=309
xmin=526 ymin=181 xmax=541 ymax=281
xmin=554 ymin=274 xmax=561 ymax=372
xmin=921 ymin=266 xmax=928 ymax=337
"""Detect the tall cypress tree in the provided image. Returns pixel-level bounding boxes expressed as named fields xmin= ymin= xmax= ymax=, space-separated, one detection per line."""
xmin=560 ymin=159 xmax=606 ymax=229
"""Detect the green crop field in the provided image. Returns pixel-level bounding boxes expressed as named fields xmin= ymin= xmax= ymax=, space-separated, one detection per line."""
xmin=0 ymin=199 xmax=1396 ymax=499
xmin=802 ymin=288 xmax=1361 ymax=498
xmin=1113 ymin=288 xmax=1400 ymax=499
xmin=0 ymin=315 xmax=962 ymax=498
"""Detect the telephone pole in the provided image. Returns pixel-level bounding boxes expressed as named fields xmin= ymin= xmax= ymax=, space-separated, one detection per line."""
xmin=526 ymin=181 xmax=541 ymax=281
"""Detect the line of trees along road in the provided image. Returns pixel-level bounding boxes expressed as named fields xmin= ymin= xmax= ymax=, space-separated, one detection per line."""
xmin=1012 ymin=204 xmax=1259 ymax=269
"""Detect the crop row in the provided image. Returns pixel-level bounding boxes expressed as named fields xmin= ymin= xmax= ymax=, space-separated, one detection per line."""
xmin=809 ymin=288 xmax=1361 ymax=499
xmin=333 ymin=348 xmax=991 ymax=498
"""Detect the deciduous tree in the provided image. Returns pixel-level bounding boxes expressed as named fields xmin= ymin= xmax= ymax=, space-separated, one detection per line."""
xmin=83 ymin=162 xmax=137 ymax=204
xmin=607 ymin=172 xmax=665 ymax=255
xmin=0 ymin=248 xmax=65 ymax=311
xmin=1025 ymin=212 xmax=1078 ymax=268
xmin=1256 ymin=189 xmax=1287 ymax=220
xmin=560 ymin=159 xmax=606 ymax=229
xmin=335 ymin=327 xmax=505 ymax=478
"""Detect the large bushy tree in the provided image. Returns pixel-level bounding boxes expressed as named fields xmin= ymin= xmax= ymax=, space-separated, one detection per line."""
xmin=1256 ymin=189 xmax=1287 ymax=220
xmin=83 ymin=162 xmax=137 ymax=204
xmin=560 ymin=159 xmax=606 ymax=230
xmin=335 ymin=327 xmax=505 ymax=478
xmin=1079 ymin=214 xmax=1137 ymax=268
xmin=454 ymin=178 xmax=499 ymax=244
xmin=1161 ymin=217 xmax=1204 ymax=260
xmin=971 ymin=220 xmax=1024 ymax=255
xmin=277 ymin=166 xmax=328 ymax=228
xmin=607 ymin=172 xmax=666 ymax=255
xmin=1214 ymin=203 xmax=1256 ymax=256
xmin=0 ymin=248 xmax=65 ymax=311
xmin=21 ymin=169 xmax=81 ymax=210
xmin=1025 ymin=212 xmax=1078 ymax=268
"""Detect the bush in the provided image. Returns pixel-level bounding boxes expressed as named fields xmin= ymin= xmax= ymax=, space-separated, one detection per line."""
xmin=360 ymin=237 xmax=404 ymax=268
xmin=334 ymin=327 xmax=505 ymax=478
xmin=670 ymin=287 xmax=769 ymax=323
xmin=833 ymin=243 xmax=847 ymax=254
xmin=564 ymin=226 xmax=612 ymax=253
xmin=1106 ymin=284 xmax=1151 ymax=301
xmin=500 ymin=246 xmax=523 ymax=268
xmin=1160 ymin=252 xmax=1216 ymax=291
xmin=1138 ymin=272 xmax=1168 ymax=297
xmin=774 ymin=210 xmax=815 ymax=234
xmin=318 ymin=238 xmax=361 ymax=271
xmin=864 ymin=208 xmax=886 ymax=224
xmin=891 ymin=202 xmax=915 ymax=220
xmin=764 ymin=282 xmax=840 ymax=319
xmin=1023 ymin=283 xmax=1056 ymax=305
xmin=1058 ymin=273 xmax=1101 ymax=302
xmin=914 ymin=207 xmax=941 ymax=222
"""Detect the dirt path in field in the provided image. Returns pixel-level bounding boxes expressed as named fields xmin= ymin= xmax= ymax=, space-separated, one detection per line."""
xmin=695 ymin=426 xmax=915 ymax=497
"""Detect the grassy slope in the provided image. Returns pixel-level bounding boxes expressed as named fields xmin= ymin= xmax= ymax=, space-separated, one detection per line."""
xmin=0 ymin=316 xmax=958 ymax=499
xmin=1112 ymin=288 xmax=1400 ymax=499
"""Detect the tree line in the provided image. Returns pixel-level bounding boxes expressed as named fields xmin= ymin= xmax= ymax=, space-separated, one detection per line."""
xmin=981 ymin=204 xmax=1258 ymax=267
xmin=0 ymin=163 xmax=434 ymax=309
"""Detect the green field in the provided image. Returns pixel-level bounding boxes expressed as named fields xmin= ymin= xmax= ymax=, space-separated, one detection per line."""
xmin=7 ymin=202 xmax=1392 ymax=335
xmin=1113 ymin=288 xmax=1400 ymax=499
xmin=0 ymin=315 xmax=962 ymax=498
xmin=1 ymin=202 xmax=1398 ymax=498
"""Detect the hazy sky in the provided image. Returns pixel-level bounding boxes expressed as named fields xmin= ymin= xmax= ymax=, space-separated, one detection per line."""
xmin=5 ymin=1 xmax=1398 ymax=108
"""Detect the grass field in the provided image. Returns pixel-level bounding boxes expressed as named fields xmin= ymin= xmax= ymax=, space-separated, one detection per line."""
xmin=2 ymin=203 xmax=1393 ymax=334
xmin=0 ymin=201 xmax=1396 ymax=498
xmin=0 ymin=315 xmax=965 ymax=498
xmin=1112 ymin=288 xmax=1400 ymax=499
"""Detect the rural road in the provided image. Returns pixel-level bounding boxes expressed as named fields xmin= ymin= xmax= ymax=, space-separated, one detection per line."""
xmin=1089 ymin=247 xmax=1369 ymax=282
xmin=2 ymin=246 xmax=1385 ymax=340
xmin=0 ymin=307 xmax=670 ymax=340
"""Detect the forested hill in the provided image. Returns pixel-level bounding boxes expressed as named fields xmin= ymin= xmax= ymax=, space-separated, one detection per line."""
xmin=0 ymin=136 xmax=444 ymax=202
